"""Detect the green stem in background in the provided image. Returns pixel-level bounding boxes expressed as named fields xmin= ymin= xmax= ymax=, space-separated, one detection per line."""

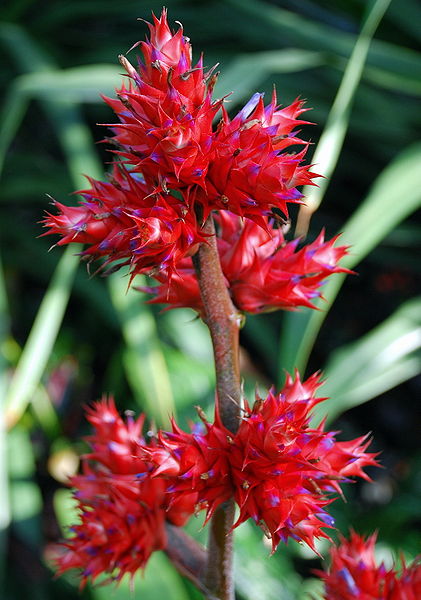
xmin=295 ymin=0 xmax=392 ymax=238
xmin=0 ymin=254 xmax=10 ymax=595
xmin=192 ymin=215 xmax=242 ymax=600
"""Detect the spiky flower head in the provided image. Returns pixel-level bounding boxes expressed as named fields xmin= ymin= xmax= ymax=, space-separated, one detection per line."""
xmin=106 ymin=8 xmax=221 ymax=192
xmin=44 ymin=9 xmax=318 ymax=281
xmin=144 ymin=211 xmax=351 ymax=314
xmin=43 ymin=165 xmax=203 ymax=279
xmin=316 ymin=530 xmax=421 ymax=600
xmin=150 ymin=410 xmax=234 ymax=523
xmin=149 ymin=372 xmax=378 ymax=553
xmin=202 ymin=91 xmax=317 ymax=223
xmin=230 ymin=373 xmax=378 ymax=552
xmin=54 ymin=398 xmax=195 ymax=587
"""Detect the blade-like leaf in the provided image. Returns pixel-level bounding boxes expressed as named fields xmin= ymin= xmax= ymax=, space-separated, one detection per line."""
xmin=12 ymin=65 xmax=122 ymax=103
xmin=215 ymin=49 xmax=325 ymax=101
xmin=0 ymin=257 xmax=10 ymax=592
xmin=5 ymin=246 xmax=80 ymax=429
xmin=313 ymin=298 xmax=421 ymax=425
xmin=279 ymin=142 xmax=421 ymax=379
xmin=108 ymin=274 xmax=175 ymax=427
xmin=295 ymin=0 xmax=392 ymax=237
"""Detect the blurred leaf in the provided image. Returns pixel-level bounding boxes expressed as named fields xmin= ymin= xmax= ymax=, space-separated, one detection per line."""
xmin=313 ymin=297 xmax=421 ymax=425
xmin=280 ymin=142 xmax=421 ymax=378
xmin=108 ymin=274 xmax=175 ymax=427
xmin=54 ymin=488 xmax=78 ymax=532
xmin=11 ymin=65 xmax=122 ymax=103
xmin=91 ymin=552 xmax=190 ymax=600
xmin=0 ymin=257 xmax=10 ymax=589
xmin=215 ymin=49 xmax=325 ymax=101
xmin=234 ymin=521 xmax=300 ymax=600
xmin=295 ymin=0 xmax=391 ymax=236
xmin=5 ymin=246 xmax=80 ymax=429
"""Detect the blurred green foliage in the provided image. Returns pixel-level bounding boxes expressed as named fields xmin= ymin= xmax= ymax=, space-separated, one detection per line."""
xmin=1 ymin=0 xmax=420 ymax=599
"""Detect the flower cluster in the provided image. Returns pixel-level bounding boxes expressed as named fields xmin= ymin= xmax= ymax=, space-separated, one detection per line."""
xmin=143 ymin=211 xmax=351 ymax=314
xmin=150 ymin=372 xmax=378 ymax=553
xmin=57 ymin=376 xmax=378 ymax=584
xmin=316 ymin=530 xmax=421 ymax=600
xmin=43 ymin=165 xmax=204 ymax=278
xmin=54 ymin=398 xmax=195 ymax=586
xmin=43 ymin=9 xmax=322 ymax=292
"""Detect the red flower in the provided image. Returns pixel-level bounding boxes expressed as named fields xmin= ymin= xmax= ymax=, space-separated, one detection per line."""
xmin=43 ymin=166 xmax=203 ymax=278
xmin=144 ymin=211 xmax=350 ymax=314
xmin=44 ymin=10 xmax=318 ymax=277
xmin=149 ymin=411 xmax=234 ymax=523
xmin=103 ymin=8 xmax=221 ymax=192
xmin=230 ymin=373 xmax=378 ymax=552
xmin=148 ymin=373 xmax=378 ymax=554
xmin=201 ymin=91 xmax=318 ymax=223
xmin=316 ymin=530 xmax=421 ymax=600
xmin=54 ymin=398 xmax=195 ymax=586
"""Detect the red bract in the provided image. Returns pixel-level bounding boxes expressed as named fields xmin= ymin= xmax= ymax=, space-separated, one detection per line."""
xmin=144 ymin=211 xmax=351 ymax=314
xmin=104 ymin=8 xmax=221 ymax=191
xmin=42 ymin=166 xmax=203 ymax=278
xmin=316 ymin=530 xmax=421 ymax=600
xmin=230 ymin=373 xmax=378 ymax=552
xmin=44 ymin=10 xmax=318 ymax=277
xmin=148 ymin=373 xmax=378 ymax=554
xmin=149 ymin=411 xmax=233 ymax=523
xmin=54 ymin=398 xmax=195 ymax=586
xmin=202 ymin=91 xmax=318 ymax=222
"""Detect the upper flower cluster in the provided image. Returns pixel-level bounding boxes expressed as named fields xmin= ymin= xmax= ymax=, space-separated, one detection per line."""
xmin=43 ymin=9 xmax=319 ymax=284
xmin=316 ymin=530 xmax=421 ymax=600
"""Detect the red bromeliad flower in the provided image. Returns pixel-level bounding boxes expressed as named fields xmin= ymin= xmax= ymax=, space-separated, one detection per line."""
xmin=144 ymin=211 xmax=351 ymax=314
xmin=149 ymin=372 xmax=378 ymax=553
xmin=230 ymin=373 xmax=378 ymax=552
xmin=106 ymin=8 xmax=221 ymax=192
xmin=44 ymin=9 xmax=318 ymax=279
xmin=201 ymin=91 xmax=317 ymax=223
xmin=316 ymin=530 xmax=421 ymax=600
xmin=43 ymin=166 xmax=203 ymax=278
xmin=54 ymin=398 xmax=195 ymax=586
xmin=149 ymin=410 xmax=234 ymax=523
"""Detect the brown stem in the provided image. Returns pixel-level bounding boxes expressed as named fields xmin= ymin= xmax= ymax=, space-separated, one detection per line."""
xmin=192 ymin=215 xmax=242 ymax=433
xmin=164 ymin=524 xmax=210 ymax=595
xmin=192 ymin=214 xmax=242 ymax=600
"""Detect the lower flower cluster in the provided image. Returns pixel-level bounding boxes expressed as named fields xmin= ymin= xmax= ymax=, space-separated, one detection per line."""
xmin=316 ymin=530 xmax=421 ymax=600
xmin=54 ymin=398 xmax=195 ymax=587
xmin=55 ymin=373 xmax=379 ymax=585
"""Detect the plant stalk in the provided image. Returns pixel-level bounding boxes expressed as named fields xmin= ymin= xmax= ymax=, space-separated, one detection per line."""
xmin=192 ymin=214 xmax=242 ymax=600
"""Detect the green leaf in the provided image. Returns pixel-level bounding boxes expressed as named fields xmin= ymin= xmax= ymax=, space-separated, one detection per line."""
xmin=215 ymin=49 xmax=325 ymax=101
xmin=295 ymin=0 xmax=392 ymax=236
xmin=5 ymin=247 xmax=80 ymax=428
xmin=279 ymin=142 xmax=421 ymax=379
xmin=313 ymin=297 xmax=421 ymax=425
xmin=0 ymin=257 xmax=10 ymax=590
xmin=108 ymin=274 xmax=175 ymax=427
xmin=12 ymin=64 xmax=122 ymax=103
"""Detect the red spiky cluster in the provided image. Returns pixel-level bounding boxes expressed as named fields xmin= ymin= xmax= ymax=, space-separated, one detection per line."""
xmin=43 ymin=9 xmax=317 ymax=280
xmin=149 ymin=372 xmax=378 ymax=553
xmin=43 ymin=165 xmax=203 ymax=277
xmin=54 ymin=398 xmax=195 ymax=586
xmin=143 ymin=211 xmax=351 ymax=314
xmin=316 ymin=530 xmax=421 ymax=600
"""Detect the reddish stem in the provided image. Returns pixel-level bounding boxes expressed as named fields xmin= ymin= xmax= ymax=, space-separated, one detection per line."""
xmin=192 ymin=214 xmax=242 ymax=600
